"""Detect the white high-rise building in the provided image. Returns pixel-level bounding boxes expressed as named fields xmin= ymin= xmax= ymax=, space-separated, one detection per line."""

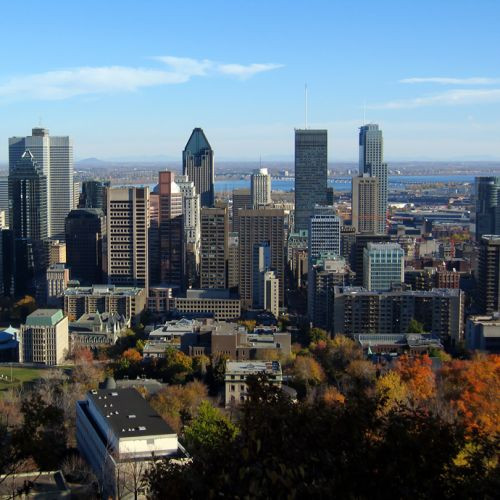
xmin=308 ymin=205 xmax=341 ymax=261
xmin=0 ymin=176 xmax=9 ymax=214
xmin=264 ymin=270 xmax=280 ymax=319
xmin=251 ymin=168 xmax=272 ymax=207
xmin=359 ymin=124 xmax=387 ymax=235
xmin=175 ymin=175 xmax=201 ymax=247
xmin=9 ymin=128 xmax=73 ymax=239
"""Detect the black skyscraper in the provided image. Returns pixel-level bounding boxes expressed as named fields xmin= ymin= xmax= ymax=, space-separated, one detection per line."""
xmin=475 ymin=176 xmax=500 ymax=242
xmin=65 ymin=208 xmax=106 ymax=285
xmin=183 ymin=128 xmax=214 ymax=207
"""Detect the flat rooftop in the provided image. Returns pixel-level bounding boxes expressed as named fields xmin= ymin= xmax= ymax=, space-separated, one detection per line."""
xmin=65 ymin=285 xmax=144 ymax=296
xmin=87 ymin=388 xmax=175 ymax=438
xmin=226 ymin=360 xmax=282 ymax=375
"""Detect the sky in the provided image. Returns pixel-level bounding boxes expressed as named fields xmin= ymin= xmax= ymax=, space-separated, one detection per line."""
xmin=0 ymin=0 xmax=499 ymax=162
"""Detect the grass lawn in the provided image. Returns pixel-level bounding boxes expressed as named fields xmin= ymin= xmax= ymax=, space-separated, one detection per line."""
xmin=0 ymin=366 xmax=46 ymax=392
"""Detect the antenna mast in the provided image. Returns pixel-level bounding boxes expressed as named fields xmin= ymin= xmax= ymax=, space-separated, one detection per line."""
xmin=304 ymin=84 xmax=308 ymax=129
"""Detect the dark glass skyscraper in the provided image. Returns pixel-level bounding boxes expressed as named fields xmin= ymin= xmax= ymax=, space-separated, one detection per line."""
xmin=80 ymin=180 xmax=110 ymax=210
xmin=183 ymin=128 xmax=214 ymax=208
xmin=475 ymin=176 xmax=500 ymax=242
xmin=65 ymin=208 xmax=106 ymax=285
xmin=294 ymin=129 xmax=327 ymax=232
xmin=359 ymin=124 xmax=388 ymax=235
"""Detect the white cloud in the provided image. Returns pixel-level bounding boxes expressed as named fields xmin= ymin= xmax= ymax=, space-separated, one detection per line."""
xmin=0 ymin=56 xmax=283 ymax=102
xmin=369 ymin=88 xmax=500 ymax=109
xmin=399 ymin=77 xmax=500 ymax=85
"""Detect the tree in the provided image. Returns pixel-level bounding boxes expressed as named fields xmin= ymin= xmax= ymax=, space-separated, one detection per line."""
xmin=183 ymin=401 xmax=238 ymax=456
xmin=122 ymin=347 xmax=142 ymax=364
xmin=238 ymin=320 xmax=256 ymax=332
xmin=395 ymin=354 xmax=435 ymax=401
xmin=163 ymin=348 xmax=193 ymax=383
xmin=308 ymin=327 xmax=328 ymax=344
xmin=10 ymin=295 xmax=37 ymax=321
xmin=407 ymin=318 xmax=425 ymax=334
xmin=376 ymin=371 xmax=409 ymax=412
xmin=292 ymin=355 xmax=325 ymax=391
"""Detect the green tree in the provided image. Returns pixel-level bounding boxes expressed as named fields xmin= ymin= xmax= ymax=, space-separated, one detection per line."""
xmin=407 ymin=318 xmax=425 ymax=334
xmin=308 ymin=327 xmax=328 ymax=344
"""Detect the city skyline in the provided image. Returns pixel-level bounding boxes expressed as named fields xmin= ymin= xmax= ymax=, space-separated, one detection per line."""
xmin=0 ymin=1 xmax=499 ymax=161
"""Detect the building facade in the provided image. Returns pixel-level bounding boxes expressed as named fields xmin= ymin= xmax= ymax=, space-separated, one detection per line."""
xmin=363 ymin=242 xmax=404 ymax=291
xmin=352 ymin=173 xmax=379 ymax=234
xmin=200 ymin=207 xmax=228 ymax=289
xmin=46 ymin=264 xmax=70 ymax=307
xmin=475 ymin=176 xmax=500 ymax=242
xmin=308 ymin=205 xmax=341 ymax=261
xmin=251 ymin=168 xmax=272 ymax=208
xmin=294 ymin=129 xmax=328 ymax=231
xmin=477 ymin=235 xmax=500 ymax=315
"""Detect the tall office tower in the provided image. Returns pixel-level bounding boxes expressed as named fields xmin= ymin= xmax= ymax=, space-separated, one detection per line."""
xmin=238 ymin=208 xmax=285 ymax=307
xmin=251 ymin=168 xmax=272 ymax=208
xmin=363 ymin=242 xmax=404 ymax=291
xmin=80 ymin=180 xmax=110 ymax=210
xmin=65 ymin=208 xmax=106 ymax=285
xmin=106 ymin=187 xmax=149 ymax=290
xmin=475 ymin=177 xmax=500 ymax=242
xmin=359 ymin=124 xmax=388 ymax=234
xmin=148 ymin=193 xmax=160 ymax=287
xmin=0 ymin=177 xmax=8 ymax=216
xmin=252 ymin=241 xmax=271 ymax=308
xmin=73 ymin=181 xmax=80 ymax=209
xmin=200 ymin=207 xmax=228 ymax=289
xmin=308 ymin=205 xmax=341 ymax=262
xmin=9 ymin=150 xmax=48 ymax=241
xmin=294 ymin=129 xmax=328 ymax=231
xmin=232 ymin=188 xmax=252 ymax=233
xmin=9 ymin=128 xmax=73 ymax=239
xmin=340 ymin=225 xmax=356 ymax=263
xmin=264 ymin=270 xmax=280 ymax=319
xmin=228 ymin=232 xmax=239 ymax=289
xmin=477 ymin=235 xmax=500 ymax=314
xmin=352 ymin=173 xmax=379 ymax=234
xmin=326 ymin=187 xmax=335 ymax=206
xmin=183 ymin=128 xmax=214 ymax=207
xmin=157 ymin=172 xmax=184 ymax=288
xmin=353 ymin=233 xmax=391 ymax=285
xmin=175 ymin=175 xmax=201 ymax=287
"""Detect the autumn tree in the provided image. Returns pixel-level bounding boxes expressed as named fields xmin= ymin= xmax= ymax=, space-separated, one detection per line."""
xmin=308 ymin=327 xmax=328 ymax=344
xmin=162 ymin=347 xmax=193 ymax=383
xmin=407 ymin=318 xmax=425 ymax=334
xmin=395 ymin=354 xmax=436 ymax=401
xmin=376 ymin=371 xmax=409 ymax=412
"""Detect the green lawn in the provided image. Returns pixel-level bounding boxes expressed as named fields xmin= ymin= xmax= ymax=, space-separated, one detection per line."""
xmin=0 ymin=366 xmax=46 ymax=392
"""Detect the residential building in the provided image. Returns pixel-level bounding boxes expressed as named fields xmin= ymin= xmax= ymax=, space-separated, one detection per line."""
xmin=363 ymin=242 xmax=404 ymax=291
xmin=46 ymin=240 xmax=66 ymax=266
xmin=200 ymin=207 xmax=228 ymax=289
xmin=477 ymin=235 xmax=500 ymax=314
xmin=352 ymin=173 xmax=379 ymax=234
xmin=46 ymin=263 xmax=70 ymax=307
xmin=183 ymin=128 xmax=214 ymax=207
xmin=465 ymin=315 xmax=500 ymax=353
xmin=9 ymin=127 xmax=73 ymax=238
xmin=333 ymin=286 xmax=465 ymax=346
xmin=106 ymin=187 xmax=149 ymax=290
xmin=475 ymin=176 xmax=500 ymax=242
xmin=63 ymin=285 xmax=146 ymax=325
xmin=340 ymin=225 xmax=356 ymax=262
xmin=19 ymin=309 xmax=69 ymax=365
xmin=264 ymin=270 xmax=280 ymax=319
xmin=251 ymin=168 xmax=272 ymax=207
xmin=228 ymin=232 xmax=239 ymax=289
xmin=65 ymin=208 xmax=106 ymax=285
xmin=359 ymin=124 xmax=388 ymax=234
xmin=294 ymin=129 xmax=328 ymax=231
xmin=232 ymin=188 xmax=252 ymax=233
xmin=238 ymin=208 xmax=285 ymax=307
xmin=353 ymin=233 xmax=391 ymax=285
xmin=76 ymin=387 xmax=179 ymax=497
xmin=308 ymin=205 xmax=341 ymax=261
xmin=156 ymin=172 xmax=184 ymax=288
xmin=225 ymin=361 xmax=282 ymax=406
xmin=252 ymin=241 xmax=271 ymax=308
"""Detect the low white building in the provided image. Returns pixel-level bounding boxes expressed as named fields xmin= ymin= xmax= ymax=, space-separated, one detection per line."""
xmin=77 ymin=385 xmax=180 ymax=497
xmin=225 ymin=360 xmax=282 ymax=407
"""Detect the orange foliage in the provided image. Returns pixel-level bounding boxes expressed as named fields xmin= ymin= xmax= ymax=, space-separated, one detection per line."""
xmin=74 ymin=346 xmax=93 ymax=364
xmin=293 ymin=356 xmax=326 ymax=385
xmin=322 ymin=386 xmax=345 ymax=406
xmin=122 ymin=348 xmax=142 ymax=364
xmin=395 ymin=354 xmax=435 ymax=401
xmin=439 ymin=354 xmax=500 ymax=435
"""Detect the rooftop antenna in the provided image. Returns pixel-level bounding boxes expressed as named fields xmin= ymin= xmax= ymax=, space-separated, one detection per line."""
xmin=304 ymin=83 xmax=308 ymax=129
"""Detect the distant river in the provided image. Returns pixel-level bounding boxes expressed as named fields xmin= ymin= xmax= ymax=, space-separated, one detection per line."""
xmin=216 ymin=174 xmax=475 ymax=193
xmin=133 ymin=174 xmax=475 ymax=193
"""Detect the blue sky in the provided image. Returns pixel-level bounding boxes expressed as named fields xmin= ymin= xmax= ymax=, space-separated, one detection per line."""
xmin=0 ymin=0 xmax=499 ymax=161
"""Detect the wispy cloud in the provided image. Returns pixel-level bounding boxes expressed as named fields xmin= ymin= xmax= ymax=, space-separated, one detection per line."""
xmin=369 ymin=88 xmax=500 ymax=109
xmin=399 ymin=77 xmax=500 ymax=85
xmin=0 ymin=56 xmax=283 ymax=102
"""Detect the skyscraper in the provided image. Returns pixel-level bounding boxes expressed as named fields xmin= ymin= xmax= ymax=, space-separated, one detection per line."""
xmin=251 ymin=168 xmax=272 ymax=208
xmin=106 ymin=187 xmax=149 ymax=290
xmin=183 ymin=128 xmax=214 ymax=207
xmin=359 ymin=124 xmax=387 ymax=234
xmin=157 ymin=172 xmax=184 ymax=288
xmin=65 ymin=208 xmax=106 ymax=285
xmin=308 ymin=205 xmax=341 ymax=261
xmin=475 ymin=177 xmax=500 ymax=242
xmin=294 ymin=129 xmax=327 ymax=231
xmin=232 ymin=188 xmax=252 ymax=233
xmin=252 ymin=241 xmax=271 ymax=308
xmin=80 ymin=180 xmax=110 ymax=210
xmin=9 ymin=128 xmax=73 ymax=239
xmin=352 ymin=173 xmax=379 ymax=234
xmin=200 ymin=207 xmax=228 ymax=289
xmin=477 ymin=235 xmax=500 ymax=315
xmin=363 ymin=242 xmax=404 ymax=291
xmin=238 ymin=208 xmax=285 ymax=307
